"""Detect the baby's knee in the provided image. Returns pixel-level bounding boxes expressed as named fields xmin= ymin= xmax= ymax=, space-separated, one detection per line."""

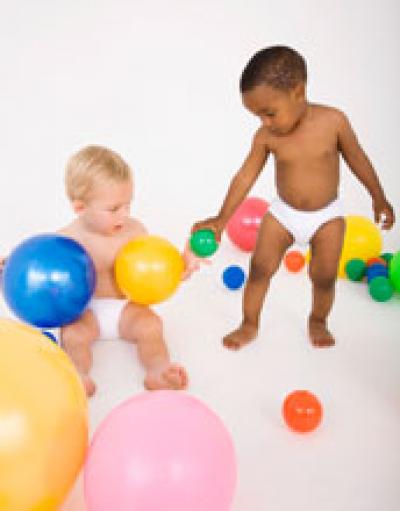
xmin=61 ymin=320 xmax=98 ymax=349
xmin=249 ymin=257 xmax=278 ymax=282
xmin=134 ymin=308 xmax=164 ymax=339
xmin=309 ymin=265 xmax=337 ymax=289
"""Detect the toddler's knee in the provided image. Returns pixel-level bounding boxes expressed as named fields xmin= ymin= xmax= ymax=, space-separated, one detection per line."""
xmin=309 ymin=267 xmax=337 ymax=290
xmin=138 ymin=310 xmax=163 ymax=337
xmin=61 ymin=322 xmax=98 ymax=349
xmin=249 ymin=258 xmax=277 ymax=282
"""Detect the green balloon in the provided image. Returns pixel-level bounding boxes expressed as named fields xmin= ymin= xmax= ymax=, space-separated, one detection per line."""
xmin=368 ymin=276 xmax=394 ymax=302
xmin=388 ymin=251 xmax=400 ymax=292
xmin=345 ymin=258 xmax=366 ymax=281
xmin=190 ymin=229 xmax=218 ymax=258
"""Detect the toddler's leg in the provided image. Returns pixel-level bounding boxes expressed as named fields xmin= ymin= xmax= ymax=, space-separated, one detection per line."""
xmin=61 ymin=309 xmax=99 ymax=396
xmin=119 ymin=303 xmax=188 ymax=390
xmin=224 ymin=214 xmax=293 ymax=350
xmin=308 ymin=217 xmax=345 ymax=347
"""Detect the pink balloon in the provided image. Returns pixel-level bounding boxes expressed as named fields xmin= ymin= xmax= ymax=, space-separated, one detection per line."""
xmin=227 ymin=197 xmax=269 ymax=252
xmin=84 ymin=391 xmax=237 ymax=511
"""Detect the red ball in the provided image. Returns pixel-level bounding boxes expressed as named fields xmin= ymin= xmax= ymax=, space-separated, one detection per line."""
xmin=366 ymin=257 xmax=387 ymax=267
xmin=284 ymin=250 xmax=305 ymax=272
xmin=282 ymin=390 xmax=323 ymax=433
xmin=226 ymin=197 xmax=269 ymax=252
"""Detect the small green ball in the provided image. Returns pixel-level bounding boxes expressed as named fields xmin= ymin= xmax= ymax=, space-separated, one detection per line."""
xmin=190 ymin=229 xmax=218 ymax=258
xmin=389 ymin=251 xmax=400 ymax=292
xmin=380 ymin=252 xmax=393 ymax=265
xmin=368 ymin=276 xmax=394 ymax=302
xmin=345 ymin=258 xmax=366 ymax=281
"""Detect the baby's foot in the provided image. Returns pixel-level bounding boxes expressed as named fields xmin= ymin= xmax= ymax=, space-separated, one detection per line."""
xmin=308 ymin=316 xmax=335 ymax=347
xmin=81 ymin=374 xmax=96 ymax=397
xmin=145 ymin=363 xmax=188 ymax=390
xmin=223 ymin=323 xmax=258 ymax=350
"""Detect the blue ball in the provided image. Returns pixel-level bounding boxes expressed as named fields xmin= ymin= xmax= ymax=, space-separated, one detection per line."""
xmin=222 ymin=265 xmax=246 ymax=290
xmin=41 ymin=330 xmax=59 ymax=344
xmin=366 ymin=263 xmax=388 ymax=283
xmin=2 ymin=234 xmax=96 ymax=328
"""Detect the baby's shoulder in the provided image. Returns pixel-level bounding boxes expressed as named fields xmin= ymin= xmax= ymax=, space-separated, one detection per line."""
xmin=311 ymin=104 xmax=346 ymax=126
xmin=124 ymin=217 xmax=147 ymax=238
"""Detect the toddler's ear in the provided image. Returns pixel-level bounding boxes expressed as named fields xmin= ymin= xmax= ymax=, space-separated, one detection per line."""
xmin=72 ymin=199 xmax=86 ymax=214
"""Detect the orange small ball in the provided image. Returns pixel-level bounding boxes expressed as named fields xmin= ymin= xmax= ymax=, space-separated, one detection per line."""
xmin=282 ymin=390 xmax=323 ymax=433
xmin=284 ymin=250 xmax=306 ymax=272
xmin=366 ymin=257 xmax=387 ymax=267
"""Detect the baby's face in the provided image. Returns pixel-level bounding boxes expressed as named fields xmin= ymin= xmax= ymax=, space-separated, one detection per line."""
xmin=80 ymin=179 xmax=133 ymax=235
xmin=242 ymin=83 xmax=306 ymax=135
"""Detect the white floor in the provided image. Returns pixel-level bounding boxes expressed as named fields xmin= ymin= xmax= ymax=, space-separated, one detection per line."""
xmin=3 ymin=241 xmax=400 ymax=511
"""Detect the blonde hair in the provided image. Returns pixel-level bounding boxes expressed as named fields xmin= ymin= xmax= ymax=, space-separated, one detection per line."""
xmin=65 ymin=145 xmax=132 ymax=202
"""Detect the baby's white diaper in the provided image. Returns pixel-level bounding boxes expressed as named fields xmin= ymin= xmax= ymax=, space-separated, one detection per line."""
xmin=89 ymin=298 xmax=128 ymax=341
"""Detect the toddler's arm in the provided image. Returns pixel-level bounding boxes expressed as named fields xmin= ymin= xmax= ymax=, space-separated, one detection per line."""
xmin=337 ymin=111 xmax=395 ymax=229
xmin=191 ymin=128 xmax=270 ymax=238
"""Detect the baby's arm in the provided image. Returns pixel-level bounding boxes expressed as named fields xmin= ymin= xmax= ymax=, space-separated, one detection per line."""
xmin=337 ymin=111 xmax=395 ymax=229
xmin=192 ymin=128 xmax=270 ymax=238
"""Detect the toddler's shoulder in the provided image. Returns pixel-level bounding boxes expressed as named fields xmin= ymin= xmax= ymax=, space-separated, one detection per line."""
xmin=313 ymin=104 xmax=347 ymax=125
xmin=125 ymin=217 xmax=148 ymax=238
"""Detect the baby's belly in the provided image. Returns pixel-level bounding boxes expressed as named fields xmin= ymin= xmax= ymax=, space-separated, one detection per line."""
xmin=276 ymin=167 xmax=340 ymax=211
xmin=94 ymin=271 xmax=124 ymax=298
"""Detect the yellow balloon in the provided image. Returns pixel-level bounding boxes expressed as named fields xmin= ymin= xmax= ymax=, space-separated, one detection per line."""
xmin=338 ymin=215 xmax=382 ymax=277
xmin=0 ymin=319 xmax=88 ymax=511
xmin=115 ymin=235 xmax=184 ymax=305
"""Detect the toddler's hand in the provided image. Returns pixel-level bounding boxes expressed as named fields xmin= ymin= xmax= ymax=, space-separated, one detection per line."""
xmin=181 ymin=242 xmax=211 ymax=280
xmin=191 ymin=216 xmax=224 ymax=242
xmin=373 ymin=198 xmax=395 ymax=230
xmin=0 ymin=256 xmax=6 ymax=272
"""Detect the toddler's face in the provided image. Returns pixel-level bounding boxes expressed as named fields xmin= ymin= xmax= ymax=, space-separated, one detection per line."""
xmin=242 ymin=83 xmax=306 ymax=135
xmin=79 ymin=179 xmax=133 ymax=235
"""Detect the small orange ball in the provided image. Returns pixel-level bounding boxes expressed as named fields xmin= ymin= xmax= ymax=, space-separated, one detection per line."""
xmin=366 ymin=257 xmax=387 ymax=267
xmin=284 ymin=250 xmax=306 ymax=272
xmin=282 ymin=390 xmax=323 ymax=433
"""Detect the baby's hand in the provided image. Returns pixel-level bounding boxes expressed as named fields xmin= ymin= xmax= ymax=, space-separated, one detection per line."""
xmin=373 ymin=198 xmax=395 ymax=230
xmin=181 ymin=242 xmax=211 ymax=280
xmin=191 ymin=216 xmax=224 ymax=242
xmin=0 ymin=256 xmax=6 ymax=272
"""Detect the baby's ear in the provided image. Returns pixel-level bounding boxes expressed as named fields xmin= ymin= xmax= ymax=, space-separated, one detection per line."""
xmin=72 ymin=199 xmax=86 ymax=214
xmin=294 ymin=82 xmax=306 ymax=99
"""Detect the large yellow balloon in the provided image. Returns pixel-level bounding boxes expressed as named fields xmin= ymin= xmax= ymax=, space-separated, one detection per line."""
xmin=0 ymin=319 xmax=88 ymax=511
xmin=338 ymin=215 xmax=382 ymax=277
xmin=115 ymin=235 xmax=184 ymax=305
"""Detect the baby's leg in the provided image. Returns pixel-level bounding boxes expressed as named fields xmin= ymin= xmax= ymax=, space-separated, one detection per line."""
xmin=224 ymin=214 xmax=293 ymax=350
xmin=308 ymin=217 xmax=345 ymax=347
xmin=61 ymin=310 xmax=99 ymax=396
xmin=119 ymin=303 xmax=188 ymax=390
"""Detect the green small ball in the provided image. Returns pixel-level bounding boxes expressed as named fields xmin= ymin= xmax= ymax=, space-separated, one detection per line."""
xmin=190 ymin=229 xmax=218 ymax=258
xmin=368 ymin=276 xmax=394 ymax=302
xmin=389 ymin=251 xmax=400 ymax=292
xmin=380 ymin=252 xmax=393 ymax=265
xmin=345 ymin=258 xmax=366 ymax=281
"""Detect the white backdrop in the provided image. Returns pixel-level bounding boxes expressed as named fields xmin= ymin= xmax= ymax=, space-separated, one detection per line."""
xmin=0 ymin=0 xmax=399 ymax=255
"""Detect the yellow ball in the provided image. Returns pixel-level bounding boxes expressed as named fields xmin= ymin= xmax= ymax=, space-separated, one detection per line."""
xmin=0 ymin=319 xmax=88 ymax=511
xmin=115 ymin=235 xmax=184 ymax=305
xmin=338 ymin=215 xmax=382 ymax=277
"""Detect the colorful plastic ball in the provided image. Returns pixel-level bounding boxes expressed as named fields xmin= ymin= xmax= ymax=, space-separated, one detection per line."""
xmin=345 ymin=258 xmax=366 ymax=281
xmin=388 ymin=251 xmax=400 ymax=292
xmin=366 ymin=263 xmax=388 ymax=283
xmin=190 ymin=229 xmax=218 ymax=257
xmin=380 ymin=252 xmax=393 ymax=265
xmin=84 ymin=391 xmax=237 ymax=511
xmin=338 ymin=216 xmax=382 ymax=278
xmin=366 ymin=257 xmax=387 ymax=267
xmin=42 ymin=330 xmax=59 ymax=344
xmin=2 ymin=234 xmax=96 ymax=328
xmin=226 ymin=197 xmax=269 ymax=252
xmin=0 ymin=319 xmax=88 ymax=511
xmin=284 ymin=250 xmax=306 ymax=272
xmin=222 ymin=265 xmax=246 ymax=290
xmin=368 ymin=276 xmax=394 ymax=302
xmin=282 ymin=390 xmax=323 ymax=433
xmin=115 ymin=235 xmax=184 ymax=305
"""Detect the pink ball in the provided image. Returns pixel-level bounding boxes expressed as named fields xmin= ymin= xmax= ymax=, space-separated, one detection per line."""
xmin=227 ymin=197 xmax=269 ymax=252
xmin=84 ymin=391 xmax=237 ymax=511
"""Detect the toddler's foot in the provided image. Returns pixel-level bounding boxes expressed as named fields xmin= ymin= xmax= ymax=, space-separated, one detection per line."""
xmin=81 ymin=374 xmax=96 ymax=397
xmin=223 ymin=322 xmax=258 ymax=350
xmin=308 ymin=316 xmax=335 ymax=347
xmin=145 ymin=362 xmax=188 ymax=390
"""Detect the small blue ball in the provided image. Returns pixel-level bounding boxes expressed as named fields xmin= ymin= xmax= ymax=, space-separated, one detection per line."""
xmin=41 ymin=330 xmax=59 ymax=344
xmin=366 ymin=263 xmax=388 ymax=283
xmin=222 ymin=265 xmax=246 ymax=290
